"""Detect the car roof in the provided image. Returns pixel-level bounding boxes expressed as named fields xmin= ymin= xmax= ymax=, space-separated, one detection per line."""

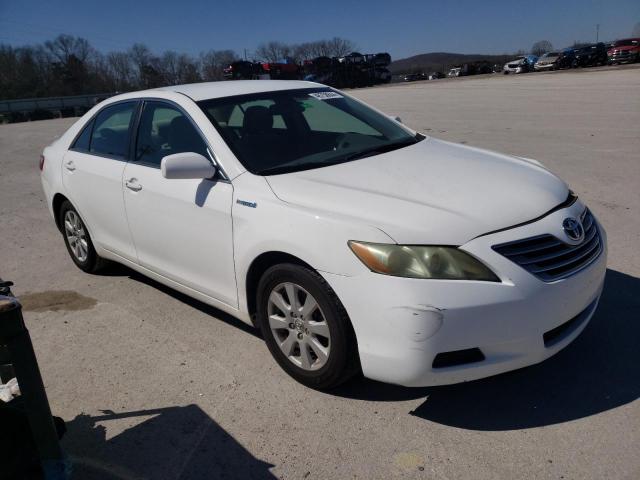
xmin=152 ymin=80 xmax=322 ymax=101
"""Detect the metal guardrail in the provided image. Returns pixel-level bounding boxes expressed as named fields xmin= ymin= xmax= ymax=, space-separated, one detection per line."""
xmin=0 ymin=93 xmax=115 ymax=115
xmin=0 ymin=280 xmax=70 ymax=479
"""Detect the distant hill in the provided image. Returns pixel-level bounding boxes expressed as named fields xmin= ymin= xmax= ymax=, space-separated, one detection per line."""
xmin=389 ymin=52 xmax=517 ymax=74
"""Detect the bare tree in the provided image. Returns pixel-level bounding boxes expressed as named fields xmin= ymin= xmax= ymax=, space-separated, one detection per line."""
xmin=175 ymin=53 xmax=201 ymax=84
xmin=160 ymin=51 xmax=180 ymax=84
xmin=288 ymin=38 xmax=356 ymax=62
xmin=128 ymin=43 xmax=164 ymax=88
xmin=292 ymin=42 xmax=315 ymax=62
xmin=327 ymin=37 xmax=355 ymax=57
xmin=255 ymin=41 xmax=291 ymax=62
xmin=309 ymin=40 xmax=331 ymax=58
xmin=106 ymin=51 xmax=134 ymax=91
xmin=531 ymin=40 xmax=553 ymax=56
xmin=200 ymin=49 xmax=237 ymax=80
xmin=44 ymin=34 xmax=92 ymax=64
xmin=0 ymin=34 xmax=358 ymax=101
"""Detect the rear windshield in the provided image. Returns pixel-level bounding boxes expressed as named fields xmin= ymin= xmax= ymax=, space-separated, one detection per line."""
xmin=198 ymin=88 xmax=421 ymax=175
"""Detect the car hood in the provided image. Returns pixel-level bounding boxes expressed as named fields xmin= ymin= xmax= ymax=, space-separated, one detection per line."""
xmin=265 ymin=138 xmax=569 ymax=245
xmin=537 ymin=57 xmax=558 ymax=64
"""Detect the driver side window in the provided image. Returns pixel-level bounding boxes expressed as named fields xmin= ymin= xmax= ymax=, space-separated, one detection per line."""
xmin=135 ymin=101 xmax=210 ymax=168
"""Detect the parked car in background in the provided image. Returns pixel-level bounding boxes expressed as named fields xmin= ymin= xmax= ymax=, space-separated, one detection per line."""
xmin=302 ymin=52 xmax=392 ymax=88
xmin=447 ymin=67 xmax=461 ymax=77
xmin=503 ymin=55 xmax=538 ymax=74
xmin=534 ymin=50 xmax=574 ymax=71
xmin=428 ymin=72 xmax=445 ymax=80
xmin=608 ymin=38 xmax=640 ymax=64
xmin=223 ymin=61 xmax=262 ymax=80
xmin=573 ymin=43 xmax=608 ymax=67
xmin=40 ymin=80 xmax=607 ymax=389
xmin=403 ymin=73 xmax=425 ymax=82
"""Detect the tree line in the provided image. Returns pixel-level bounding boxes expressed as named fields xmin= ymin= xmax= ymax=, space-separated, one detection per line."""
xmin=0 ymin=35 xmax=356 ymax=100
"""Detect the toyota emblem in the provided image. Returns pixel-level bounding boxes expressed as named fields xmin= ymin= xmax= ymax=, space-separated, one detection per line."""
xmin=562 ymin=217 xmax=584 ymax=242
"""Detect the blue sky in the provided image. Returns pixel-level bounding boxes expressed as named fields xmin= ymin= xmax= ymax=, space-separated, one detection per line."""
xmin=1 ymin=0 xmax=639 ymax=59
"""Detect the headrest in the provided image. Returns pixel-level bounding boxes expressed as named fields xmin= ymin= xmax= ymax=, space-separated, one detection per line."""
xmin=242 ymin=106 xmax=273 ymax=134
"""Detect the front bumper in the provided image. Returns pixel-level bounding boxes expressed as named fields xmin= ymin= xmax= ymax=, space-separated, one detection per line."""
xmin=504 ymin=67 xmax=524 ymax=74
xmin=323 ymin=202 xmax=607 ymax=387
xmin=534 ymin=63 xmax=555 ymax=71
xmin=609 ymin=51 xmax=639 ymax=63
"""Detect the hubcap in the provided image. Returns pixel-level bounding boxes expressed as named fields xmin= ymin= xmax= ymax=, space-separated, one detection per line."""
xmin=267 ymin=282 xmax=331 ymax=371
xmin=64 ymin=210 xmax=89 ymax=263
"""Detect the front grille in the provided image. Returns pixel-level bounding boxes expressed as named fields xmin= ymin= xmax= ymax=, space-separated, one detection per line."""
xmin=611 ymin=50 xmax=634 ymax=59
xmin=492 ymin=209 xmax=602 ymax=282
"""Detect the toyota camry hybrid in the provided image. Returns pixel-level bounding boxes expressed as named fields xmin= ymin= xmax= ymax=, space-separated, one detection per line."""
xmin=40 ymin=80 xmax=607 ymax=389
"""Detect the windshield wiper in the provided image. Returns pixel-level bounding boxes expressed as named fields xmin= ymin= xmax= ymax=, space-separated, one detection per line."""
xmin=341 ymin=138 xmax=419 ymax=162
xmin=259 ymin=158 xmax=350 ymax=176
xmin=258 ymin=136 xmax=422 ymax=176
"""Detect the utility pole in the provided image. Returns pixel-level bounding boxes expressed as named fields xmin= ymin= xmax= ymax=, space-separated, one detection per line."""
xmin=596 ymin=24 xmax=600 ymax=42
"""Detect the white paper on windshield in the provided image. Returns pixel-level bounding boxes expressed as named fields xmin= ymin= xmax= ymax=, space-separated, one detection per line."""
xmin=308 ymin=92 xmax=343 ymax=100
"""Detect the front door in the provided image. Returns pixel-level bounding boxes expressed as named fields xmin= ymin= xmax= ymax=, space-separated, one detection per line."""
xmin=122 ymin=100 xmax=237 ymax=307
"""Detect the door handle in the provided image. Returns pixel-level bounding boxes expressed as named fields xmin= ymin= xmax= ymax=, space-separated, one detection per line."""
xmin=64 ymin=160 xmax=76 ymax=171
xmin=125 ymin=178 xmax=142 ymax=192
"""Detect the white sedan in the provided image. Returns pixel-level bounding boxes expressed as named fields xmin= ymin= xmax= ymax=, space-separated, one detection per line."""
xmin=40 ymin=80 xmax=607 ymax=389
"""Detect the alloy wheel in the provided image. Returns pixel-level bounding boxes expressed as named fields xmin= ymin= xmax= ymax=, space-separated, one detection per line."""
xmin=64 ymin=210 xmax=89 ymax=263
xmin=267 ymin=282 xmax=331 ymax=371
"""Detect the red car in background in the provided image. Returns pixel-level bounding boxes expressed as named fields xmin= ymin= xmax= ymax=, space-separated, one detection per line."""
xmin=608 ymin=38 xmax=640 ymax=64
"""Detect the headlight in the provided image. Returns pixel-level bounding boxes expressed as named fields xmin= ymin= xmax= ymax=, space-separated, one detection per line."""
xmin=348 ymin=241 xmax=500 ymax=281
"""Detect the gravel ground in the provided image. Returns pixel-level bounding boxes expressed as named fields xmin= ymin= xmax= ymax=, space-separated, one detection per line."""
xmin=0 ymin=66 xmax=638 ymax=479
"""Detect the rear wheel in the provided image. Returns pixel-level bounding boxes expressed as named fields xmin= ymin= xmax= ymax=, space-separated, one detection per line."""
xmin=257 ymin=263 xmax=359 ymax=389
xmin=59 ymin=200 xmax=108 ymax=273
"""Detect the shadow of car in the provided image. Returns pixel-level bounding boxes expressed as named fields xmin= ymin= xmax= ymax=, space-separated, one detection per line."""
xmin=63 ymin=405 xmax=276 ymax=479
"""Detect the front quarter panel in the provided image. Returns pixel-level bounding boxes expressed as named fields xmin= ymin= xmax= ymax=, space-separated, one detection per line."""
xmin=231 ymin=172 xmax=394 ymax=313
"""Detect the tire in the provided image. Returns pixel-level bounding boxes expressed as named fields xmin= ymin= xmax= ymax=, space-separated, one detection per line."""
xmin=58 ymin=200 xmax=108 ymax=273
xmin=256 ymin=263 xmax=359 ymax=389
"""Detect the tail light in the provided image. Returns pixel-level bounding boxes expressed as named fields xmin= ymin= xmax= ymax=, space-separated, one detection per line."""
xmin=39 ymin=154 xmax=45 ymax=171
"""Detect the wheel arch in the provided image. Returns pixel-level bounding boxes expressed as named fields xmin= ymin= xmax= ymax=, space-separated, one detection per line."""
xmin=52 ymin=193 xmax=70 ymax=233
xmin=245 ymin=251 xmax=316 ymax=325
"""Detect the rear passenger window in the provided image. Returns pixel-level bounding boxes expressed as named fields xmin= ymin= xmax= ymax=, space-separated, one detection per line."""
xmin=135 ymin=102 xmax=209 ymax=167
xmin=90 ymin=102 xmax=136 ymax=159
xmin=72 ymin=119 xmax=93 ymax=151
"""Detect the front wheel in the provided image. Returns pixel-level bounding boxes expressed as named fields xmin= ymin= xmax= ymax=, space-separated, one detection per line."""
xmin=256 ymin=263 xmax=359 ymax=389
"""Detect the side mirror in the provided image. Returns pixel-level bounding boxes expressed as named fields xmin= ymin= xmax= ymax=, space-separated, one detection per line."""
xmin=161 ymin=152 xmax=217 ymax=180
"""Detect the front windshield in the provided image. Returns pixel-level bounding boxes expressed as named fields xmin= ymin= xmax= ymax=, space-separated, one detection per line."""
xmin=198 ymin=87 xmax=421 ymax=175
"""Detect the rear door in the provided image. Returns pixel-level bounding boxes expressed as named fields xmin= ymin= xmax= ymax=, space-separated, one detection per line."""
xmin=62 ymin=101 xmax=138 ymax=261
xmin=122 ymin=100 xmax=237 ymax=307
